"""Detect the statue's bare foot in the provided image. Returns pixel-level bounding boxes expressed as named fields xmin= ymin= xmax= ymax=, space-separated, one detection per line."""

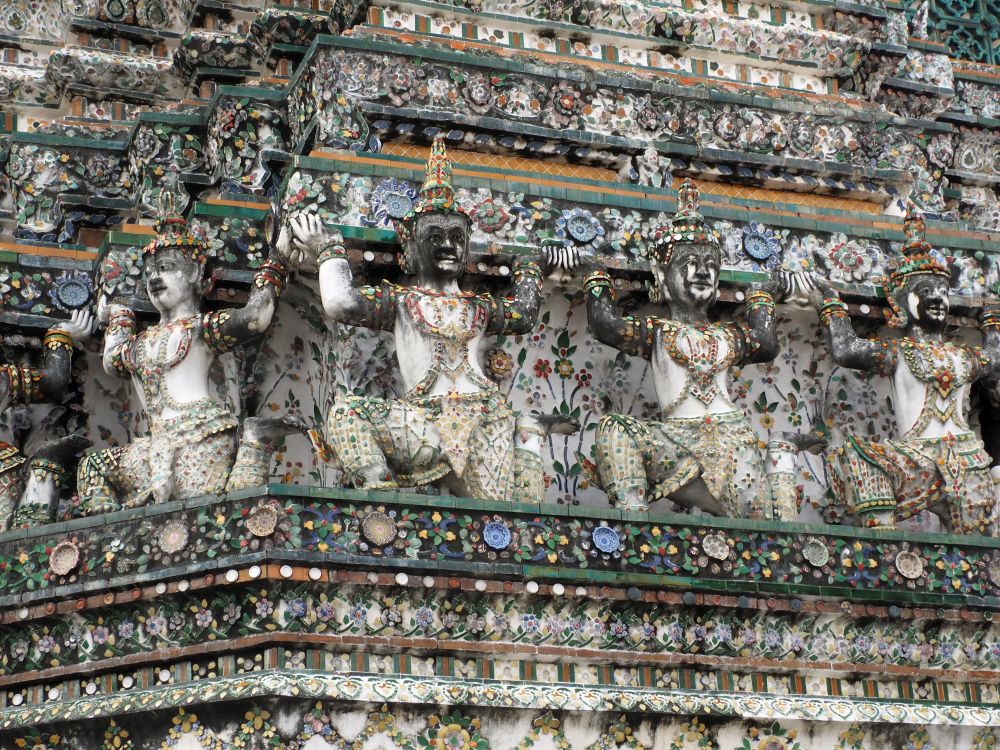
xmin=32 ymin=434 xmax=92 ymax=466
xmin=779 ymin=431 xmax=827 ymax=454
xmin=243 ymin=415 xmax=308 ymax=448
xmin=522 ymin=413 xmax=580 ymax=437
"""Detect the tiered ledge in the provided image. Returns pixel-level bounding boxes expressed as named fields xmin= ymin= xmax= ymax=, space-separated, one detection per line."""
xmin=1 ymin=484 xmax=998 ymax=610
xmin=2 ymin=486 xmax=1000 ymax=732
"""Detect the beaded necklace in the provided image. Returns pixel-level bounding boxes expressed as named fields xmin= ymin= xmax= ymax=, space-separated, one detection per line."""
xmin=659 ymin=320 xmax=738 ymax=411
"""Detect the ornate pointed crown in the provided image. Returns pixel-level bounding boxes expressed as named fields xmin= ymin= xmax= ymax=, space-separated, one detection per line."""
xmin=650 ymin=179 xmax=720 ymax=266
xmin=393 ymin=135 xmax=470 ymax=243
xmin=141 ymin=191 xmax=210 ymax=265
xmin=885 ymin=202 xmax=950 ymax=297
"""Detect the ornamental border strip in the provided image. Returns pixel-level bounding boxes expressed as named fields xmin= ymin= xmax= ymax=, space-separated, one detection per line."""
xmin=2 ymin=486 xmax=1000 ymax=610
xmin=7 ymin=641 xmax=1000 ymax=722
xmin=4 ymin=580 xmax=1000 ymax=683
xmin=291 ymin=33 xmax=938 ymax=129
xmin=285 ymin=150 xmax=999 ymax=256
xmin=3 ymin=670 xmax=1000 ymax=730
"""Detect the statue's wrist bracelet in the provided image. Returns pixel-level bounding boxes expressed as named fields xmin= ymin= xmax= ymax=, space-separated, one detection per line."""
xmin=108 ymin=308 xmax=137 ymax=333
xmin=745 ymin=290 xmax=775 ymax=314
xmin=43 ymin=329 xmax=75 ymax=352
xmin=981 ymin=308 xmax=1000 ymax=331
xmin=254 ymin=259 xmax=289 ymax=298
xmin=317 ymin=242 xmax=348 ymax=265
xmin=513 ymin=258 xmax=543 ymax=282
xmin=584 ymin=270 xmax=614 ymax=296
xmin=818 ymin=296 xmax=848 ymax=326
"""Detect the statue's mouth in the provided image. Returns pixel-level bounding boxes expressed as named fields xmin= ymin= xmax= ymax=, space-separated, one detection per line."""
xmin=148 ymin=280 xmax=167 ymax=294
xmin=924 ymin=301 xmax=947 ymax=317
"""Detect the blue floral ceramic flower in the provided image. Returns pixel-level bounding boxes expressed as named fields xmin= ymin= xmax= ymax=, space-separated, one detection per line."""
xmin=742 ymin=222 xmax=781 ymax=270
xmin=555 ymin=207 xmax=605 ymax=251
xmin=49 ymin=272 xmax=92 ymax=312
xmin=591 ymin=525 xmax=620 ymax=553
xmin=363 ymin=178 xmax=418 ymax=227
xmin=482 ymin=520 xmax=512 ymax=550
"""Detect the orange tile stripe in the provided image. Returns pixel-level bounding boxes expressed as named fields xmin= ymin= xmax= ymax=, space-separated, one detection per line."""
xmin=688 ymin=178 xmax=884 ymax=215
xmin=382 ymin=143 xmax=618 ymax=181
xmin=121 ymin=224 xmax=156 ymax=235
xmin=952 ymin=63 xmax=1000 ymax=80
xmin=359 ymin=145 xmax=884 ymax=215
xmin=302 ymin=149 xmax=999 ymax=242
xmin=309 ymin=148 xmax=662 ymax=201
xmin=0 ymin=242 xmax=96 ymax=260
xmin=203 ymin=198 xmax=271 ymax=210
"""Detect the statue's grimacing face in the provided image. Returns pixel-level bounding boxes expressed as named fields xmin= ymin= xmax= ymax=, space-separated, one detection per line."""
xmin=145 ymin=248 xmax=202 ymax=314
xmin=409 ymin=213 xmax=470 ymax=282
xmin=904 ymin=274 xmax=950 ymax=330
xmin=660 ymin=242 xmax=721 ymax=310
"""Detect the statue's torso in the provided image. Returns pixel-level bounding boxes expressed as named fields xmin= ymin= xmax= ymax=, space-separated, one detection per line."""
xmin=651 ymin=319 xmax=742 ymax=418
xmin=124 ymin=316 xmax=216 ymax=422
xmin=890 ymin=338 xmax=984 ymax=440
xmin=394 ymin=289 xmax=494 ymax=398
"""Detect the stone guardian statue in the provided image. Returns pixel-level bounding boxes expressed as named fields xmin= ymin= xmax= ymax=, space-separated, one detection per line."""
xmin=76 ymin=203 xmax=303 ymax=515
xmin=818 ymin=205 xmax=999 ymax=535
xmin=294 ymin=136 xmax=574 ymax=502
xmin=584 ymin=179 xmax=812 ymax=518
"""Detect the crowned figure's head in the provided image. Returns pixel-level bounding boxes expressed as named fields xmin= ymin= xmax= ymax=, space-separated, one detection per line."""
xmin=649 ymin=179 xmax=722 ymax=311
xmin=393 ymin=136 xmax=472 ymax=282
xmin=884 ymin=203 xmax=951 ymax=330
xmin=142 ymin=192 xmax=211 ymax=315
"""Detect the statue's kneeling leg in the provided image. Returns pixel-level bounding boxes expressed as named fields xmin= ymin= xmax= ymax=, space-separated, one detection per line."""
xmin=594 ymin=414 xmax=658 ymax=511
xmin=328 ymin=396 xmax=400 ymax=490
xmin=949 ymin=466 xmax=996 ymax=535
xmin=226 ymin=416 xmax=306 ymax=492
xmin=12 ymin=460 xmax=67 ymax=527
xmin=77 ymin=446 xmax=131 ymax=516
xmin=78 ymin=438 xmax=156 ymax=515
xmin=12 ymin=435 xmax=92 ymax=527
xmin=828 ymin=442 xmax=897 ymax=529
xmin=171 ymin=429 xmax=238 ymax=499
xmin=0 ymin=461 xmax=26 ymax=531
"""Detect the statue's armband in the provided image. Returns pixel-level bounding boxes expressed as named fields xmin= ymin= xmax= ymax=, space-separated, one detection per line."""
xmin=873 ymin=340 xmax=899 ymax=377
xmin=203 ymin=310 xmax=240 ymax=354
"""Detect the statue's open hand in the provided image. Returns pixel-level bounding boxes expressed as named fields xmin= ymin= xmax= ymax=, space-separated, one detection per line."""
xmin=543 ymin=244 xmax=601 ymax=275
xmin=807 ymin=273 xmax=840 ymax=308
xmin=748 ymin=273 xmax=788 ymax=303
xmin=276 ymin=213 xmax=329 ymax=269
xmin=54 ymin=308 xmax=95 ymax=343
